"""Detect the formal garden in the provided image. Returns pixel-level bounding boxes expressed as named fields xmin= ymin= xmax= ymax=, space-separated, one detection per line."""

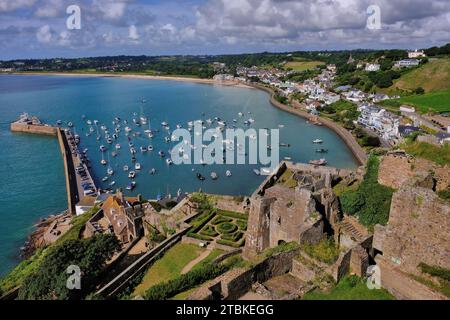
xmin=187 ymin=209 xmax=248 ymax=248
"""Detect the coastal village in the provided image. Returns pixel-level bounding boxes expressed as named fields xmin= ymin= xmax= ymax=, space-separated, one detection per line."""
xmin=1 ymin=47 xmax=449 ymax=301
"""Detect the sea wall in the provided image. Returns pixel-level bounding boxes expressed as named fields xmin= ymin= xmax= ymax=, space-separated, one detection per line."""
xmin=249 ymin=83 xmax=367 ymax=165
xmin=10 ymin=122 xmax=57 ymax=135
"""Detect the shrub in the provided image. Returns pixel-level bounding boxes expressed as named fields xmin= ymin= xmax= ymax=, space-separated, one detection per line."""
xmin=186 ymin=232 xmax=212 ymax=242
xmin=302 ymin=238 xmax=340 ymax=265
xmin=218 ymin=210 xmax=248 ymax=220
xmin=221 ymin=232 xmax=243 ymax=242
xmin=236 ymin=219 xmax=247 ymax=230
xmin=216 ymin=222 xmax=238 ymax=234
xmin=199 ymin=225 xmax=218 ymax=237
xmin=211 ymin=216 xmax=232 ymax=225
xmin=418 ymin=263 xmax=450 ymax=281
xmin=216 ymin=238 xmax=245 ymax=248
xmin=340 ymin=191 xmax=365 ymax=215
xmin=144 ymin=264 xmax=228 ymax=300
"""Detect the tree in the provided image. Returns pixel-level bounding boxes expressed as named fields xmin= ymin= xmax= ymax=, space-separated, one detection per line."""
xmin=415 ymin=87 xmax=425 ymax=95
xmin=18 ymin=234 xmax=120 ymax=300
xmin=340 ymin=191 xmax=365 ymax=215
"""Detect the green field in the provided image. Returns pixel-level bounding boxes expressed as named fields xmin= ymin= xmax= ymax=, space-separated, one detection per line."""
xmin=398 ymin=90 xmax=450 ymax=114
xmin=389 ymin=58 xmax=450 ymax=93
xmin=133 ymin=243 xmax=204 ymax=296
xmin=303 ymin=275 xmax=395 ymax=300
xmin=284 ymin=58 xmax=325 ymax=71
xmin=402 ymin=141 xmax=450 ymax=166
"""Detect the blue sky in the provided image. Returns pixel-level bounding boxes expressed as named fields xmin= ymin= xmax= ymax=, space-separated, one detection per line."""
xmin=0 ymin=0 xmax=449 ymax=60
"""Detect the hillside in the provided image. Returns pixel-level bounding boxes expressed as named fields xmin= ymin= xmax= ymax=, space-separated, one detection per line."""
xmin=388 ymin=58 xmax=450 ymax=93
xmin=284 ymin=58 xmax=325 ymax=71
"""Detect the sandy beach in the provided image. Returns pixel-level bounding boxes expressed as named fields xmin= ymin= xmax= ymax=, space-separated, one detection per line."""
xmin=8 ymin=71 xmax=254 ymax=89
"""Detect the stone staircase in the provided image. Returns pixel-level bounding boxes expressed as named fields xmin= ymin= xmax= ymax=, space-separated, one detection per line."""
xmin=340 ymin=215 xmax=368 ymax=242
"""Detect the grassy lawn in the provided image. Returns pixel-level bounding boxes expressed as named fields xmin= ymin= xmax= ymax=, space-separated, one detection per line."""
xmin=277 ymin=169 xmax=297 ymax=188
xmin=389 ymin=58 xmax=450 ymax=93
xmin=191 ymin=249 xmax=224 ymax=272
xmin=284 ymin=59 xmax=325 ymax=71
xmin=397 ymin=90 xmax=450 ymax=114
xmin=402 ymin=141 xmax=450 ymax=166
xmin=169 ymin=287 xmax=199 ymax=300
xmin=133 ymin=243 xmax=204 ymax=296
xmin=303 ymin=275 xmax=395 ymax=300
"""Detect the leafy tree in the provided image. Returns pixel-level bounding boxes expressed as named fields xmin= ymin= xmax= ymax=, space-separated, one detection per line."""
xmin=18 ymin=234 xmax=120 ymax=300
xmin=415 ymin=87 xmax=425 ymax=95
xmin=340 ymin=191 xmax=365 ymax=215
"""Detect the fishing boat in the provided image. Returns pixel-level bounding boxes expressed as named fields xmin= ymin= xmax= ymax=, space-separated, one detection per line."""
xmin=253 ymin=169 xmax=260 ymax=175
xmin=196 ymin=173 xmax=205 ymax=181
xmin=312 ymin=139 xmax=323 ymax=144
xmin=109 ymin=181 xmax=116 ymax=187
xmin=128 ymin=171 xmax=136 ymax=179
xmin=226 ymin=170 xmax=232 ymax=177
xmin=309 ymin=158 xmax=327 ymax=166
xmin=100 ymin=153 xmax=107 ymax=165
xmin=210 ymin=172 xmax=218 ymax=180
xmin=126 ymin=181 xmax=136 ymax=190
xmin=102 ymin=176 xmax=109 ymax=182
xmin=316 ymin=148 xmax=328 ymax=153
xmin=135 ymin=163 xmax=141 ymax=170
xmin=166 ymin=158 xmax=173 ymax=165
xmin=123 ymin=165 xmax=129 ymax=171
xmin=147 ymin=145 xmax=153 ymax=151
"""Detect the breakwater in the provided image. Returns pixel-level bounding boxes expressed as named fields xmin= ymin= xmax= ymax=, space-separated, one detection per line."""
xmin=10 ymin=114 xmax=95 ymax=215
xmin=250 ymin=83 xmax=367 ymax=165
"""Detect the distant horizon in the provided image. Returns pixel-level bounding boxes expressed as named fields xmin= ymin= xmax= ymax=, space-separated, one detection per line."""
xmin=0 ymin=43 xmax=447 ymax=62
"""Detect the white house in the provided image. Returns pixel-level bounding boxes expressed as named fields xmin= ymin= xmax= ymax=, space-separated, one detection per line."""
xmin=395 ymin=59 xmax=420 ymax=68
xmin=408 ymin=50 xmax=426 ymax=58
xmin=365 ymin=63 xmax=380 ymax=72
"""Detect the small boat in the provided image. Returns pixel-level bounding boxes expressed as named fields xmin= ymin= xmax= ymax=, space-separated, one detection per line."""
xmin=102 ymin=176 xmax=109 ymax=182
xmin=140 ymin=146 xmax=147 ymax=153
xmin=109 ymin=181 xmax=116 ymax=187
xmin=100 ymin=145 xmax=107 ymax=152
xmin=248 ymin=118 xmax=255 ymax=123
xmin=128 ymin=142 xmax=134 ymax=147
xmin=158 ymin=150 xmax=165 ymax=157
xmin=309 ymin=158 xmax=327 ymax=166
xmin=147 ymin=145 xmax=153 ymax=151
xmin=101 ymin=159 xmax=107 ymax=165
xmin=131 ymin=156 xmax=136 ymax=163
xmin=253 ymin=169 xmax=260 ymax=175
xmin=316 ymin=148 xmax=328 ymax=153
xmin=68 ymin=122 xmax=73 ymax=127
xmin=56 ymin=120 xmax=62 ymax=125
xmin=161 ymin=121 xmax=168 ymax=127
xmin=128 ymin=171 xmax=136 ymax=179
xmin=135 ymin=163 xmax=141 ymax=170
xmin=197 ymin=173 xmax=205 ymax=181
xmin=107 ymin=167 xmax=114 ymax=175
xmin=210 ymin=172 xmax=218 ymax=180
xmin=226 ymin=170 xmax=232 ymax=177
xmin=149 ymin=168 xmax=156 ymax=175
xmin=313 ymin=139 xmax=323 ymax=144
xmin=130 ymin=147 xmax=136 ymax=154
xmin=166 ymin=158 xmax=173 ymax=165
xmin=123 ymin=165 xmax=129 ymax=171
xmin=126 ymin=181 xmax=136 ymax=190
xmin=115 ymin=144 xmax=121 ymax=150
xmin=111 ymin=151 xmax=117 ymax=157
xmin=284 ymin=156 xmax=292 ymax=161
xmin=260 ymin=168 xmax=272 ymax=175
xmin=164 ymin=137 xmax=170 ymax=143
xmin=86 ymin=120 xmax=92 ymax=125
xmin=238 ymin=112 xmax=243 ymax=117
xmin=279 ymin=143 xmax=290 ymax=147
xmin=93 ymin=120 xmax=99 ymax=125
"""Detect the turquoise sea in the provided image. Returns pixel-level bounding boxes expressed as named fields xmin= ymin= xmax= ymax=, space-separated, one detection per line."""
xmin=0 ymin=74 xmax=358 ymax=276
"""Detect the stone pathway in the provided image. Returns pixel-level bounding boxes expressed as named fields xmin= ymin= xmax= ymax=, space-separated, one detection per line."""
xmin=181 ymin=245 xmax=213 ymax=274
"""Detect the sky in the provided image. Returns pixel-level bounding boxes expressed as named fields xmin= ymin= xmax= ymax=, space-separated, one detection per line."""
xmin=0 ymin=0 xmax=449 ymax=60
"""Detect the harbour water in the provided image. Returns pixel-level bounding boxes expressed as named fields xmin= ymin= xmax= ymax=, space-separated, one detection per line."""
xmin=0 ymin=74 xmax=358 ymax=276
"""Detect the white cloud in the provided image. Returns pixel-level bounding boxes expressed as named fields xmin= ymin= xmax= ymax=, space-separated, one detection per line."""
xmin=36 ymin=24 xmax=52 ymax=43
xmin=128 ymin=24 xmax=139 ymax=40
xmin=34 ymin=0 xmax=63 ymax=18
xmin=0 ymin=0 xmax=36 ymax=12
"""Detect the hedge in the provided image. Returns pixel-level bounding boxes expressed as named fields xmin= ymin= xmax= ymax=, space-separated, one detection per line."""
xmin=218 ymin=210 xmax=248 ymax=221
xmin=217 ymin=238 xmax=245 ymax=248
xmin=144 ymin=264 xmax=228 ymax=300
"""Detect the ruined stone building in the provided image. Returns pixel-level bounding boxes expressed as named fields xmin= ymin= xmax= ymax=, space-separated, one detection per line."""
xmin=243 ymin=162 xmax=348 ymax=259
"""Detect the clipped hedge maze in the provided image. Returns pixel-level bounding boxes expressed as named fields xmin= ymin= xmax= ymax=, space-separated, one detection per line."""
xmin=189 ymin=209 xmax=248 ymax=248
